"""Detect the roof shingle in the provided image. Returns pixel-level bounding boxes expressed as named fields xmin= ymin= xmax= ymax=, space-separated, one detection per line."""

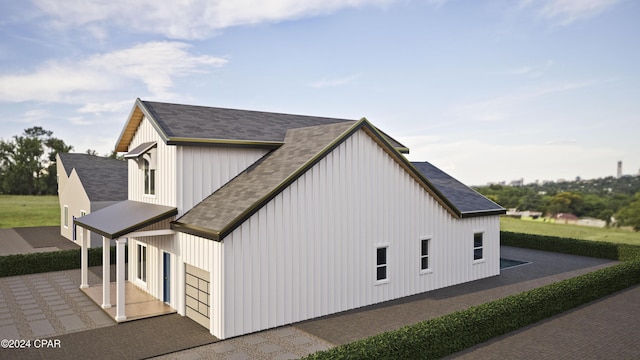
xmin=411 ymin=161 xmax=505 ymax=216
xmin=58 ymin=153 xmax=128 ymax=202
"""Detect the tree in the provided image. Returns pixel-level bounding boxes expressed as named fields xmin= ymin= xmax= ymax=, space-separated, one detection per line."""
xmin=0 ymin=127 xmax=73 ymax=195
xmin=547 ymin=192 xmax=582 ymax=216
xmin=616 ymin=193 xmax=640 ymax=231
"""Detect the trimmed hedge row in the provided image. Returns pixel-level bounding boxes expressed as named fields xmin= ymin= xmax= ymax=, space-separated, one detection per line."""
xmin=500 ymin=231 xmax=640 ymax=261
xmin=304 ymin=234 xmax=640 ymax=360
xmin=0 ymin=246 xmax=127 ymax=277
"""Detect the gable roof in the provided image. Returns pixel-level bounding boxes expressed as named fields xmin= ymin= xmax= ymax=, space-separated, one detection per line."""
xmin=115 ymin=99 xmax=409 ymax=153
xmin=57 ymin=153 xmax=128 ymax=202
xmin=411 ymin=161 xmax=505 ymax=217
xmin=172 ymin=119 xmax=502 ymax=241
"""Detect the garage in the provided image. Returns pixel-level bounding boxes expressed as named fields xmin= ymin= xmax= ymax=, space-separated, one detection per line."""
xmin=185 ymin=264 xmax=210 ymax=330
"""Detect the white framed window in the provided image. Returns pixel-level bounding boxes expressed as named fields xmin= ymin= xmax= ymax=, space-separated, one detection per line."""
xmin=473 ymin=232 xmax=484 ymax=261
xmin=376 ymin=245 xmax=388 ymax=283
xmin=63 ymin=205 xmax=69 ymax=228
xmin=80 ymin=210 xmax=87 ymax=217
xmin=420 ymin=238 xmax=431 ymax=272
xmin=137 ymin=243 xmax=147 ymax=283
xmin=144 ymin=159 xmax=155 ymax=196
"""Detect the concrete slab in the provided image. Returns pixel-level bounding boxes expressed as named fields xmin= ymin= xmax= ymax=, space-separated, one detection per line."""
xmin=29 ymin=319 xmax=55 ymax=336
xmin=59 ymin=314 xmax=86 ymax=331
xmin=0 ymin=324 xmax=20 ymax=339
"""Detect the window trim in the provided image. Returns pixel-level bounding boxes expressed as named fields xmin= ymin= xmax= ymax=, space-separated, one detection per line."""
xmin=375 ymin=244 xmax=389 ymax=284
xmin=137 ymin=242 xmax=147 ymax=284
xmin=63 ymin=205 xmax=69 ymax=229
xmin=143 ymin=159 xmax=156 ymax=196
xmin=420 ymin=237 xmax=432 ymax=274
xmin=473 ymin=231 xmax=485 ymax=263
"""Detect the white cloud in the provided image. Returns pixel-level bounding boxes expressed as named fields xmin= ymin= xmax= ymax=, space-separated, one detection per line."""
xmin=33 ymin=0 xmax=396 ymax=40
xmin=448 ymin=79 xmax=596 ymax=123
xmin=308 ymin=74 xmax=361 ymax=88
xmin=522 ymin=0 xmax=620 ymax=25
xmin=77 ymin=100 xmax=132 ymax=114
xmin=401 ymin=136 xmax=621 ymax=185
xmin=509 ymin=59 xmax=554 ymax=78
xmin=0 ymin=41 xmax=227 ymax=104
xmin=15 ymin=109 xmax=50 ymax=123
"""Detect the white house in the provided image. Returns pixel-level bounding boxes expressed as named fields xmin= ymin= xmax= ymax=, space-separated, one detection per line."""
xmin=75 ymin=99 xmax=505 ymax=339
xmin=56 ymin=153 xmax=127 ymax=247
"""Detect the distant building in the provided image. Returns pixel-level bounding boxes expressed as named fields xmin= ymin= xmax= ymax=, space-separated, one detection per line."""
xmin=617 ymin=161 xmax=622 ymax=178
xmin=509 ymin=178 xmax=524 ymax=187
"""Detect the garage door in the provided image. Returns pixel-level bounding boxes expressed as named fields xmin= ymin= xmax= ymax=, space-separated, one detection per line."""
xmin=185 ymin=264 xmax=210 ymax=330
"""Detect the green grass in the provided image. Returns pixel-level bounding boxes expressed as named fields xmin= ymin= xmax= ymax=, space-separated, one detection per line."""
xmin=501 ymin=216 xmax=640 ymax=246
xmin=0 ymin=195 xmax=59 ymax=228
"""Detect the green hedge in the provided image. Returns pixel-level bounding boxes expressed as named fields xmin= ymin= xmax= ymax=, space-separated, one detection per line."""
xmin=304 ymin=234 xmax=640 ymax=360
xmin=500 ymin=231 xmax=640 ymax=261
xmin=0 ymin=246 xmax=127 ymax=277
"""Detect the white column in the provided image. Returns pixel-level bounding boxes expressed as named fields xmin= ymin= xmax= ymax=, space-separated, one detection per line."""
xmin=80 ymin=227 xmax=88 ymax=289
xmin=102 ymin=237 xmax=111 ymax=309
xmin=115 ymin=238 xmax=127 ymax=321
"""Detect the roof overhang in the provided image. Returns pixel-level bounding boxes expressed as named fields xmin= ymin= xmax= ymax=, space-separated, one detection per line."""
xmin=124 ymin=141 xmax=157 ymax=159
xmin=74 ymin=200 xmax=177 ymax=239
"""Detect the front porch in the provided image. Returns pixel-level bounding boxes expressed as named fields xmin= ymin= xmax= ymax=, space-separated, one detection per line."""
xmin=82 ymin=282 xmax=176 ymax=322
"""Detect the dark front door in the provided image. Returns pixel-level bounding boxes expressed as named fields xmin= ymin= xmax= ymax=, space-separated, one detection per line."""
xmin=163 ymin=252 xmax=170 ymax=303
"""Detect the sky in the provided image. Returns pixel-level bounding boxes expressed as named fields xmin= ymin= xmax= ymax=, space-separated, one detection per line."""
xmin=0 ymin=0 xmax=638 ymax=186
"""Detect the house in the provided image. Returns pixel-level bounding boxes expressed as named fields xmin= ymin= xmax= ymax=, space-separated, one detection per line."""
xmin=74 ymin=99 xmax=505 ymax=339
xmin=56 ymin=153 xmax=127 ymax=247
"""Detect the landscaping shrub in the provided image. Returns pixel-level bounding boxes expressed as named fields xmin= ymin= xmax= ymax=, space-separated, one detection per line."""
xmin=500 ymin=231 xmax=640 ymax=261
xmin=305 ymin=259 xmax=640 ymax=360
xmin=0 ymin=246 xmax=126 ymax=277
xmin=304 ymin=233 xmax=640 ymax=360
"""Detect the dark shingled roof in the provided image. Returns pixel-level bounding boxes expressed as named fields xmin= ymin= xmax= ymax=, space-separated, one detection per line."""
xmin=411 ymin=161 xmax=505 ymax=216
xmin=173 ymin=121 xmax=356 ymax=240
xmin=126 ymin=100 xmax=408 ymax=152
xmin=58 ymin=153 xmax=128 ymax=202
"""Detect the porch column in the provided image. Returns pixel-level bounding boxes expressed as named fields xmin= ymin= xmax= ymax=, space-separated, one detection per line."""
xmin=102 ymin=236 xmax=111 ymax=308
xmin=115 ymin=238 xmax=126 ymax=321
xmin=80 ymin=227 xmax=88 ymax=289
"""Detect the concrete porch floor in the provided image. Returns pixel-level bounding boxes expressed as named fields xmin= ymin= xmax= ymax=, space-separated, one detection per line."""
xmin=81 ymin=281 xmax=176 ymax=322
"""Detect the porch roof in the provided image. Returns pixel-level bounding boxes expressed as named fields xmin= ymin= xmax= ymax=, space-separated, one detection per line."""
xmin=75 ymin=200 xmax=177 ymax=239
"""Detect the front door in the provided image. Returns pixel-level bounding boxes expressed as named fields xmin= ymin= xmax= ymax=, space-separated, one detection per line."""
xmin=163 ymin=252 xmax=170 ymax=303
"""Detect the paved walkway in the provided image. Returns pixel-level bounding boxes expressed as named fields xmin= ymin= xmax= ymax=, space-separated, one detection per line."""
xmin=1 ymin=244 xmax=637 ymax=360
xmin=0 ymin=227 xmax=78 ymax=256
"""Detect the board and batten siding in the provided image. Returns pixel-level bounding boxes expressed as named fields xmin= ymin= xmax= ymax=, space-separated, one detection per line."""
xmin=217 ymin=129 xmax=500 ymax=338
xmin=176 ymin=146 xmax=268 ymax=217
xmin=128 ymin=116 xmax=177 ymax=208
xmin=178 ymin=232 xmax=224 ymax=337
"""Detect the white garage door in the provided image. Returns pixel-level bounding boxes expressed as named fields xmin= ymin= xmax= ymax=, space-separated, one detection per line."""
xmin=185 ymin=264 xmax=210 ymax=330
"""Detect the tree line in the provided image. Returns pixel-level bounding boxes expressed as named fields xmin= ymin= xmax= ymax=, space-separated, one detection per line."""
xmin=474 ymin=177 xmax=640 ymax=231
xmin=0 ymin=127 xmax=120 ymax=195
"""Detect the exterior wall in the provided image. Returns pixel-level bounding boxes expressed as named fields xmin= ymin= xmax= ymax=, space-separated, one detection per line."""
xmin=127 ymin=219 xmax=177 ymax=304
xmin=217 ymin=129 xmax=500 ymax=338
xmin=58 ymin=170 xmax=91 ymax=245
xmin=176 ymin=146 xmax=268 ymax=217
xmin=178 ymin=232 xmax=223 ymax=337
xmin=128 ymin=116 xmax=177 ymax=208
xmin=56 ymin=153 xmax=69 ymax=196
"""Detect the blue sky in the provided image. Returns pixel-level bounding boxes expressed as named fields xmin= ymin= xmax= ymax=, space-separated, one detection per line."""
xmin=1 ymin=0 xmax=638 ymax=185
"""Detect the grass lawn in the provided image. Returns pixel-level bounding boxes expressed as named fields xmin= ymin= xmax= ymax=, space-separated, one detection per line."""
xmin=501 ymin=216 xmax=640 ymax=246
xmin=0 ymin=195 xmax=59 ymax=228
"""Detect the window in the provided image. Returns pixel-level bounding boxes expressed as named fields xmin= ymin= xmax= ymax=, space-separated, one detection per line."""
xmin=420 ymin=238 xmax=430 ymax=271
xmin=144 ymin=159 xmax=155 ymax=195
xmin=376 ymin=246 xmax=388 ymax=281
xmin=137 ymin=243 xmax=147 ymax=282
xmin=63 ymin=205 xmax=69 ymax=228
xmin=80 ymin=210 xmax=86 ymax=217
xmin=474 ymin=232 xmax=484 ymax=261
